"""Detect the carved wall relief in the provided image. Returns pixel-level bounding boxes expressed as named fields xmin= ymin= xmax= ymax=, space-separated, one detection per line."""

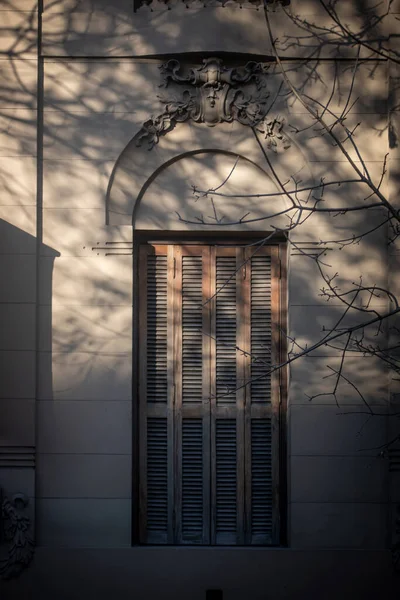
xmin=0 ymin=493 xmax=34 ymax=580
xmin=135 ymin=57 xmax=291 ymax=151
xmin=160 ymin=58 xmax=268 ymax=126
xmin=135 ymin=0 xmax=290 ymax=11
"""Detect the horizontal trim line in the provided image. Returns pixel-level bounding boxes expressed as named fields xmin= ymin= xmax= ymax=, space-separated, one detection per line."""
xmin=37 ymin=496 xmax=131 ymax=500
xmin=0 ymin=446 xmax=35 ymax=467
xmin=37 ymin=398 xmax=131 ymax=402
xmin=37 ymin=452 xmax=130 ymax=456
xmin=0 ymin=348 xmax=36 ymax=352
xmin=0 ymin=302 xmax=36 ymax=305
xmin=0 ymin=464 xmax=35 ymax=468
xmin=0 ymin=253 xmax=37 ymax=256
xmin=285 ymin=353 xmax=388 ymax=357
xmin=38 ymin=304 xmax=132 ymax=306
xmin=37 ymin=399 xmax=132 ymax=403
xmin=39 ymin=54 xmax=388 ymax=62
xmin=38 ymin=351 xmax=132 ymax=356
xmin=38 ymin=304 xmax=132 ymax=307
xmin=288 ymin=303 xmax=390 ymax=307
xmin=290 ymin=454 xmax=388 ymax=457
xmin=289 ymin=404 xmax=389 ymax=407
xmin=290 ymin=501 xmax=388 ymax=505
xmin=0 ymin=397 xmax=36 ymax=400
xmin=290 ymin=455 xmax=388 ymax=459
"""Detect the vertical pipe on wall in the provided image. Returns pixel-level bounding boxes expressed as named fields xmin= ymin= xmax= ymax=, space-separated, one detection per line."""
xmin=34 ymin=0 xmax=44 ymax=541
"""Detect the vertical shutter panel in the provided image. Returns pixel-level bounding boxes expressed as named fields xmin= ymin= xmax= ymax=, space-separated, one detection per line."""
xmin=182 ymin=418 xmax=203 ymax=542
xmin=147 ymin=417 xmax=169 ymax=538
xmin=215 ymin=418 xmax=237 ymax=544
xmin=177 ymin=249 xmax=210 ymax=544
xmin=181 ymin=254 xmax=204 ymax=542
xmin=139 ymin=247 xmax=172 ymax=544
xmin=216 ymin=257 xmax=237 ymax=404
xmin=211 ymin=249 xmax=243 ymax=545
xmin=251 ymin=418 xmax=273 ymax=543
xmin=245 ymin=249 xmax=278 ymax=545
xmin=250 ymin=256 xmax=272 ymax=404
xmin=147 ymin=255 xmax=168 ymax=404
xmin=182 ymin=256 xmax=203 ymax=404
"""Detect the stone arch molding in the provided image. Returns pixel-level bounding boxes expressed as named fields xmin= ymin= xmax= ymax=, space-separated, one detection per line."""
xmin=106 ymin=57 xmax=307 ymax=227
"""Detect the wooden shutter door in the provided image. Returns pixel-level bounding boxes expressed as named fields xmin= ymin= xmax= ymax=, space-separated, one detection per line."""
xmin=139 ymin=244 xmax=211 ymax=544
xmin=209 ymin=246 xmax=280 ymax=545
xmin=243 ymin=246 xmax=280 ymax=545
xmin=210 ymin=247 xmax=245 ymax=545
xmin=174 ymin=245 xmax=211 ymax=544
xmin=138 ymin=242 xmax=281 ymax=546
xmin=139 ymin=245 xmax=174 ymax=544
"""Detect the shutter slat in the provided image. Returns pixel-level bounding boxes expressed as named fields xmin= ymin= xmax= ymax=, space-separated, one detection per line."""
xmin=147 ymin=418 xmax=168 ymax=537
xmin=147 ymin=255 xmax=168 ymax=404
xmin=216 ymin=257 xmax=237 ymax=404
xmin=182 ymin=418 xmax=203 ymax=542
xmin=250 ymin=256 xmax=272 ymax=404
xmin=182 ymin=256 xmax=203 ymax=404
xmin=216 ymin=419 xmax=237 ymax=543
xmin=251 ymin=419 xmax=273 ymax=543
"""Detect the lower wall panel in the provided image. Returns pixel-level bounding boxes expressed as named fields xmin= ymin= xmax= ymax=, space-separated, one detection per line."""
xmin=36 ymin=499 xmax=132 ymax=548
xmin=0 ymin=548 xmax=396 ymax=600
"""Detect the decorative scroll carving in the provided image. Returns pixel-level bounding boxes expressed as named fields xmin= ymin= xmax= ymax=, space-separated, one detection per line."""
xmin=135 ymin=57 xmax=291 ymax=152
xmin=158 ymin=57 xmax=268 ymax=127
xmin=255 ymin=116 xmax=291 ymax=152
xmin=135 ymin=0 xmax=290 ymax=12
xmin=135 ymin=113 xmax=176 ymax=149
xmin=0 ymin=494 xmax=34 ymax=580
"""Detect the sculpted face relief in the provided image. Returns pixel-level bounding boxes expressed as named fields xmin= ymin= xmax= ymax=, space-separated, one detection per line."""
xmin=135 ymin=58 xmax=291 ymax=150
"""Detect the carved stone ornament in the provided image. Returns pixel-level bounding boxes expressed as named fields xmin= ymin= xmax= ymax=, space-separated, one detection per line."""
xmin=0 ymin=494 xmax=34 ymax=580
xmin=135 ymin=58 xmax=291 ymax=152
xmin=135 ymin=0 xmax=290 ymax=12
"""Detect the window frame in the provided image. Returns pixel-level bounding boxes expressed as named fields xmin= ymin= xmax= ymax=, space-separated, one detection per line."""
xmin=131 ymin=232 xmax=288 ymax=547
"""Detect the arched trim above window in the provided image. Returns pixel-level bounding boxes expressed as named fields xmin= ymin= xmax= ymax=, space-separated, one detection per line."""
xmin=106 ymin=117 xmax=307 ymax=227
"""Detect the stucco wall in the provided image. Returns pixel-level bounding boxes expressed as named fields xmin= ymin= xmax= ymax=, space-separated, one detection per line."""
xmin=35 ymin=53 xmax=391 ymax=549
xmin=0 ymin=0 xmax=38 ymax=529
xmin=1 ymin=0 xmax=399 ymax=597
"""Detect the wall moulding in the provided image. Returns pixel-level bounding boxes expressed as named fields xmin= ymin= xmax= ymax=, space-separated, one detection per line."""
xmin=106 ymin=56 xmax=304 ymax=227
xmin=135 ymin=0 xmax=290 ymax=11
xmin=0 ymin=446 xmax=35 ymax=469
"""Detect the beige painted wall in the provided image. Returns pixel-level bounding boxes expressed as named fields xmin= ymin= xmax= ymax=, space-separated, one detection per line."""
xmin=0 ymin=0 xmax=38 ymax=528
xmin=0 ymin=2 xmax=398 ymax=592
xmin=37 ymin=52 xmax=391 ymax=549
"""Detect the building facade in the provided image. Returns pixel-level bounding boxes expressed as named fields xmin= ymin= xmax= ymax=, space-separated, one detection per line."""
xmin=0 ymin=0 xmax=399 ymax=597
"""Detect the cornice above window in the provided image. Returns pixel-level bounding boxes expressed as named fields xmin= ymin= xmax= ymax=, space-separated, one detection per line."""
xmin=134 ymin=0 xmax=290 ymax=12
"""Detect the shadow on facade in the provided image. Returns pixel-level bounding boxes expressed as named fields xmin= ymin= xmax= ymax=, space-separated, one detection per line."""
xmin=0 ymin=218 xmax=59 ymax=575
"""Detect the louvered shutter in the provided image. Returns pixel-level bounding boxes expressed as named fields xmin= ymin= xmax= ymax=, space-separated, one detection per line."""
xmin=244 ymin=247 xmax=280 ymax=545
xmin=174 ymin=246 xmax=211 ymax=544
xmin=210 ymin=248 xmax=244 ymax=545
xmin=138 ymin=243 xmax=281 ymax=546
xmin=210 ymin=246 xmax=280 ymax=545
xmin=139 ymin=245 xmax=174 ymax=544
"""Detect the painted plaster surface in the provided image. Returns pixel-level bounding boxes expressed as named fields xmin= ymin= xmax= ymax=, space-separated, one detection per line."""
xmin=0 ymin=1 xmax=398 ymax=594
